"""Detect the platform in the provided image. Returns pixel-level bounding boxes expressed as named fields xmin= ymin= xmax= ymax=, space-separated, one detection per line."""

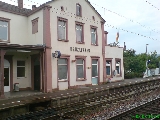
xmin=0 ymin=76 xmax=159 ymax=115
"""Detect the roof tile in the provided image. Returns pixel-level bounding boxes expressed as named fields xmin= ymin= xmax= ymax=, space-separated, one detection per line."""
xmin=0 ymin=1 xmax=31 ymax=15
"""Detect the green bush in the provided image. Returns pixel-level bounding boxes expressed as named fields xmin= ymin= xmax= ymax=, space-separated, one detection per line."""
xmin=124 ymin=72 xmax=143 ymax=79
xmin=124 ymin=72 xmax=135 ymax=79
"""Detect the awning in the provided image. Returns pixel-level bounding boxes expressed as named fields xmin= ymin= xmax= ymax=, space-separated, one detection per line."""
xmin=0 ymin=43 xmax=49 ymax=50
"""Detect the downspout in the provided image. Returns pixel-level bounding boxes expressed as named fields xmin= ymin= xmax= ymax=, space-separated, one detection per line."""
xmin=42 ymin=47 xmax=46 ymax=93
xmin=101 ymin=22 xmax=106 ymax=83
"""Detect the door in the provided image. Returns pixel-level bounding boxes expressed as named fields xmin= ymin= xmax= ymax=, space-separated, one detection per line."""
xmin=92 ymin=59 xmax=98 ymax=85
xmin=34 ymin=59 xmax=40 ymax=91
xmin=4 ymin=67 xmax=10 ymax=92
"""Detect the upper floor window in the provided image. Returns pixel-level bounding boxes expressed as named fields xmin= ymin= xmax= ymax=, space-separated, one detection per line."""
xmin=75 ymin=22 xmax=84 ymax=44
xmin=57 ymin=17 xmax=68 ymax=41
xmin=32 ymin=17 xmax=38 ymax=34
xmin=76 ymin=3 xmax=82 ymax=16
xmin=91 ymin=26 xmax=98 ymax=45
xmin=0 ymin=17 xmax=10 ymax=42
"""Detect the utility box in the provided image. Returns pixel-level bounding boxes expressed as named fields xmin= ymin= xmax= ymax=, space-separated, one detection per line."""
xmin=14 ymin=83 xmax=19 ymax=91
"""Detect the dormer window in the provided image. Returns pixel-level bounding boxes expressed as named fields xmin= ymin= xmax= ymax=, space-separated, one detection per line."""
xmin=76 ymin=3 xmax=82 ymax=16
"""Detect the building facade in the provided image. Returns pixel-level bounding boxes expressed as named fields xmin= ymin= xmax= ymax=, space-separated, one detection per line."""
xmin=0 ymin=0 xmax=124 ymax=98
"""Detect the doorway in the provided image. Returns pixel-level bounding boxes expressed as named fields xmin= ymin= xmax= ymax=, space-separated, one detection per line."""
xmin=4 ymin=59 xmax=10 ymax=92
xmin=91 ymin=59 xmax=98 ymax=85
xmin=34 ymin=59 xmax=40 ymax=91
xmin=4 ymin=67 xmax=10 ymax=92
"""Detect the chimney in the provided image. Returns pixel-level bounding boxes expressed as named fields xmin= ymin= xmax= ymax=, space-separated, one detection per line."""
xmin=124 ymin=42 xmax=126 ymax=51
xmin=18 ymin=0 xmax=23 ymax=9
xmin=32 ymin=5 xmax=36 ymax=10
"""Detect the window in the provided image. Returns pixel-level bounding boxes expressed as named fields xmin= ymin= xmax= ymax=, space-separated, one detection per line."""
xmin=91 ymin=26 xmax=98 ymax=45
xmin=76 ymin=59 xmax=84 ymax=79
xmin=76 ymin=3 xmax=82 ymax=16
xmin=92 ymin=16 xmax=95 ymax=21
xmin=32 ymin=18 xmax=38 ymax=34
xmin=17 ymin=61 xmax=25 ymax=77
xmin=106 ymin=60 xmax=111 ymax=76
xmin=0 ymin=18 xmax=9 ymax=41
xmin=76 ymin=57 xmax=86 ymax=80
xmin=57 ymin=17 xmax=68 ymax=41
xmin=58 ymin=20 xmax=66 ymax=40
xmin=58 ymin=58 xmax=68 ymax=80
xmin=61 ymin=6 xmax=64 ymax=11
xmin=116 ymin=60 xmax=121 ymax=75
xmin=76 ymin=22 xmax=84 ymax=43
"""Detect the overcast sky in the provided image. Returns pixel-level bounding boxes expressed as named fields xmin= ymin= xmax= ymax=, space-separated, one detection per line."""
xmin=1 ymin=0 xmax=160 ymax=54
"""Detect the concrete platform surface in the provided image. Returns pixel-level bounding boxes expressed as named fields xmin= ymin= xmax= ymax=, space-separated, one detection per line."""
xmin=0 ymin=76 xmax=159 ymax=109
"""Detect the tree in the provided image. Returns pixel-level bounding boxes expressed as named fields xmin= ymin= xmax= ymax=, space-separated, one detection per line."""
xmin=147 ymin=51 xmax=159 ymax=69
xmin=123 ymin=49 xmax=159 ymax=78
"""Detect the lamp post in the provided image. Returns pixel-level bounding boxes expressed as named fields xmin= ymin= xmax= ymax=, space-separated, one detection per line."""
xmin=146 ymin=44 xmax=149 ymax=76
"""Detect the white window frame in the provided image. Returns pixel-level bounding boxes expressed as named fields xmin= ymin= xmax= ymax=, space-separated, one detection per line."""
xmin=58 ymin=58 xmax=68 ymax=81
xmin=92 ymin=60 xmax=98 ymax=78
xmin=91 ymin=28 xmax=97 ymax=45
xmin=0 ymin=20 xmax=8 ymax=41
xmin=77 ymin=59 xmax=84 ymax=79
xmin=58 ymin=20 xmax=66 ymax=40
xmin=76 ymin=24 xmax=82 ymax=42
xmin=116 ymin=61 xmax=120 ymax=75
xmin=17 ymin=60 xmax=26 ymax=78
xmin=76 ymin=4 xmax=81 ymax=16
xmin=106 ymin=61 xmax=111 ymax=76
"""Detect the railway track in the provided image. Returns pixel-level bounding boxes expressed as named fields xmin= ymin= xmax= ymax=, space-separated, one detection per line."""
xmin=108 ymin=96 xmax=160 ymax=120
xmin=4 ymin=80 xmax=160 ymax=120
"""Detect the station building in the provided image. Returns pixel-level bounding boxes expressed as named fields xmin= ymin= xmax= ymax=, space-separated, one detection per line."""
xmin=0 ymin=0 xmax=124 ymax=98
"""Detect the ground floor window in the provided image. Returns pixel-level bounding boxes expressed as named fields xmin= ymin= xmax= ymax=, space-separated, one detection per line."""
xmin=76 ymin=59 xmax=84 ymax=79
xmin=58 ymin=58 xmax=68 ymax=80
xmin=106 ymin=60 xmax=111 ymax=76
xmin=17 ymin=61 xmax=25 ymax=77
xmin=115 ymin=59 xmax=121 ymax=75
xmin=75 ymin=56 xmax=86 ymax=80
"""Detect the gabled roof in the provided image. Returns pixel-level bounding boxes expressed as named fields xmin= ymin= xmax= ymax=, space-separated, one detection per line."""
xmin=0 ymin=1 xmax=31 ymax=16
xmin=45 ymin=0 xmax=106 ymax=22
xmin=0 ymin=0 xmax=105 ymax=22
xmin=85 ymin=0 xmax=105 ymax=22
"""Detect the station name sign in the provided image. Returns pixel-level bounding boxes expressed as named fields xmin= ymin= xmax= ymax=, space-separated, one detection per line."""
xmin=70 ymin=47 xmax=90 ymax=52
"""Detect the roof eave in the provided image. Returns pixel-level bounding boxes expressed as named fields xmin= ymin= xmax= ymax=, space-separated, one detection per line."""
xmin=27 ymin=4 xmax=52 ymax=17
xmin=0 ymin=8 xmax=27 ymax=16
